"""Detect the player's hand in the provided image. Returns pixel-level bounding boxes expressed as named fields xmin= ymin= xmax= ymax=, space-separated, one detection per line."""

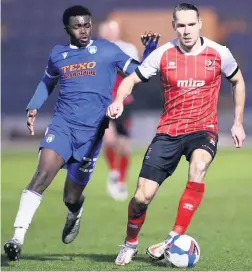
xmin=231 ymin=123 xmax=246 ymax=148
xmin=106 ymin=101 xmax=124 ymax=119
xmin=141 ymin=31 xmax=161 ymax=47
xmin=27 ymin=109 xmax=37 ymax=136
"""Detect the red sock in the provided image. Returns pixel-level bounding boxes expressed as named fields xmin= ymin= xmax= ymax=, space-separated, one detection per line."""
xmin=104 ymin=147 xmax=115 ymax=170
xmin=119 ymin=154 xmax=129 ymax=183
xmin=126 ymin=198 xmax=147 ymax=244
xmin=172 ymin=181 xmax=205 ymax=234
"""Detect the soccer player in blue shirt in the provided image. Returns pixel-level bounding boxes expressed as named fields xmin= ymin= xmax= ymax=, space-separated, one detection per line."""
xmin=4 ymin=5 xmax=159 ymax=261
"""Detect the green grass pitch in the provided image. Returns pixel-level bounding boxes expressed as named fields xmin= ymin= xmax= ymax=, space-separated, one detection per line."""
xmin=1 ymin=148 xmax=252 ymax=271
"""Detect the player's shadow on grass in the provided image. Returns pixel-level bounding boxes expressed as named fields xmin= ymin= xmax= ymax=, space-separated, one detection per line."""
xmin=1 ymin=253 xmax=165 ymax=267
xmin=22 ymin=253 xmax=115 ymax=262
xmin=84 ymin=254 xmax=167 ymax=267
xmin=1 ymin=254 xmax=12 ymax=267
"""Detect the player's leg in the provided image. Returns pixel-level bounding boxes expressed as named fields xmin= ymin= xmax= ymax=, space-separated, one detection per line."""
xmin=103 ymin=121 xmax=120 ymax=196
xmin=115 ymin=134 xmax=182 ymax=265
xmin=28 ymin=148 xmax=64 ymax=193
xmin=114 ymin=104 xmax=132 ymax=200
xmin=147 ymin=132 xmax=218 ymax=261
xmin=114 ymin=135 xmax=130 ymax=200
xmin=171 ymin=131 xmax=218 ymax=235
xmin=115 ymin=177 xmax=160 ymax=265
xmin=4 ymin=124 xmax=72 ymax=261
xmin=4 ymin=149 xmax=65 ymax=260
xmin=62 ymin=170 xmax=87 ymax=244
xmin=62 ymin=126 xmax=105 ymax=244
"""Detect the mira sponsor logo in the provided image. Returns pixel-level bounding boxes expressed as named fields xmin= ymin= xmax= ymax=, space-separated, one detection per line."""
xmin=177 ymin=79 xmax=205 ymax=88
xmin=62 ymin=61 xmax=97 ymax=79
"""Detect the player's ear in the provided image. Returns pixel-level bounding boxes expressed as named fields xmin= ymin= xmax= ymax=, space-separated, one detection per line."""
xmin=198 ymin=17 xmax=202 ymax=30
xmin=172 ymin=20 xmax=176 ymax=31
xmin=64 ymin=26 xmax=70 ymax=35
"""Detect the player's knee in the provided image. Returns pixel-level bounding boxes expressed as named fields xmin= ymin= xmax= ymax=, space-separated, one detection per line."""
xmin=117 ymin=138 xmax=130 ymax=155
xmin=190 ymin=161 xmax=208 ymax=181
xmin=131 ymin=197 xmax=148 ymax=213
xmin=134 ymin=176 xmax=159 ymax=204
xmin=134 ymin=189 xmax=152 ymax=205
xmin=104 ymin=140 xmax=116 ymax=149
xmin=27 ymin=171 xmax=52 ymax=194
xmin=63 ymin=194 xmax=80 ymax=205
xmin=195 ymin=161 xmax=207 ymax=173
xmin=104 ymin=128 xmax=117 ymax=147
xmin=64 ymin=195 xmax=75 ymax=205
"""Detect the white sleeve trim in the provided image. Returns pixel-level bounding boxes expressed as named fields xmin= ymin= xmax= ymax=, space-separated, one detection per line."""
xmin=122 ymin=58 xmax=132 ymax=73
xmin=45 ymin=69 xmax=59 ymax=79
xmin=220 ymin=47 xmax=238 ymax=78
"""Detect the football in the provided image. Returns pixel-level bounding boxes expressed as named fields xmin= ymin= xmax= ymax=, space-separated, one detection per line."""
xmin=164 ymin=234 xmax=200 ymax=268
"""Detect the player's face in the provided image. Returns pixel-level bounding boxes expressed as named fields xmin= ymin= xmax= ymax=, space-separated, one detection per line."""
xmin=66 ymin=15 xmax=92 ymax=47
xmin=173 ymin=10 xmax=202 ymax=50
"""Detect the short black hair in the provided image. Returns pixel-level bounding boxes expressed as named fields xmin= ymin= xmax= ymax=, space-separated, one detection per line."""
xmin=173 ymin=3 xmax=199 ymax=21
xmin=62 ymin=5 xmax=92 ymax=26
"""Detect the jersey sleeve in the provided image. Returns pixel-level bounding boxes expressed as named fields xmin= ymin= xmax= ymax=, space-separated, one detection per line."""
xmin=26 ymin=50 xmax=59 ymax=111
xmin=45 ymin=54 xmax=60 ymax=79
xmin=220 ymin=47 xmax=239 ymax=79
xmin=135 ymin=48 xmax=162 ymax=82
xmin=129 ymin=44 xmax=140 ymax=61
xmin=113 ymin=44 xmax=139 ymax=75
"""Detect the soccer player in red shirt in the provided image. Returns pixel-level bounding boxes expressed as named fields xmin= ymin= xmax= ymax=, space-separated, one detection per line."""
xmin=98 ymin=20 xmax=140 ymax=201
xmin=107 ymin=3 xmax=246 ymax=265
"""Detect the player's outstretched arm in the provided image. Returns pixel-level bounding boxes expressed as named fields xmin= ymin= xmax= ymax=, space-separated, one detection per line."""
xmin=108 ymin=40 xmax=162 ymax=119
xmin=107 ymin=72 xmax=141 ymax=119
xmin=229 ymin=69 xmax=246 ymax=148
xmin=26 ymin=75 xmax=58 ymax=135
xmin=116 ymin=72 xmax=142 ymax=103
xmin=108 ymin=37 xmax=161 ymax=119
xmin=115 ymin=31 xmax=160 ymax=78
xmin=26 ymin=76 xmax=57 ymax=111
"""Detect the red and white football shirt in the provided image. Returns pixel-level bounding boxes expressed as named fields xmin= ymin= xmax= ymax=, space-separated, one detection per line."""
xmin=136 ymin=37 xmax=238 ymax=136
